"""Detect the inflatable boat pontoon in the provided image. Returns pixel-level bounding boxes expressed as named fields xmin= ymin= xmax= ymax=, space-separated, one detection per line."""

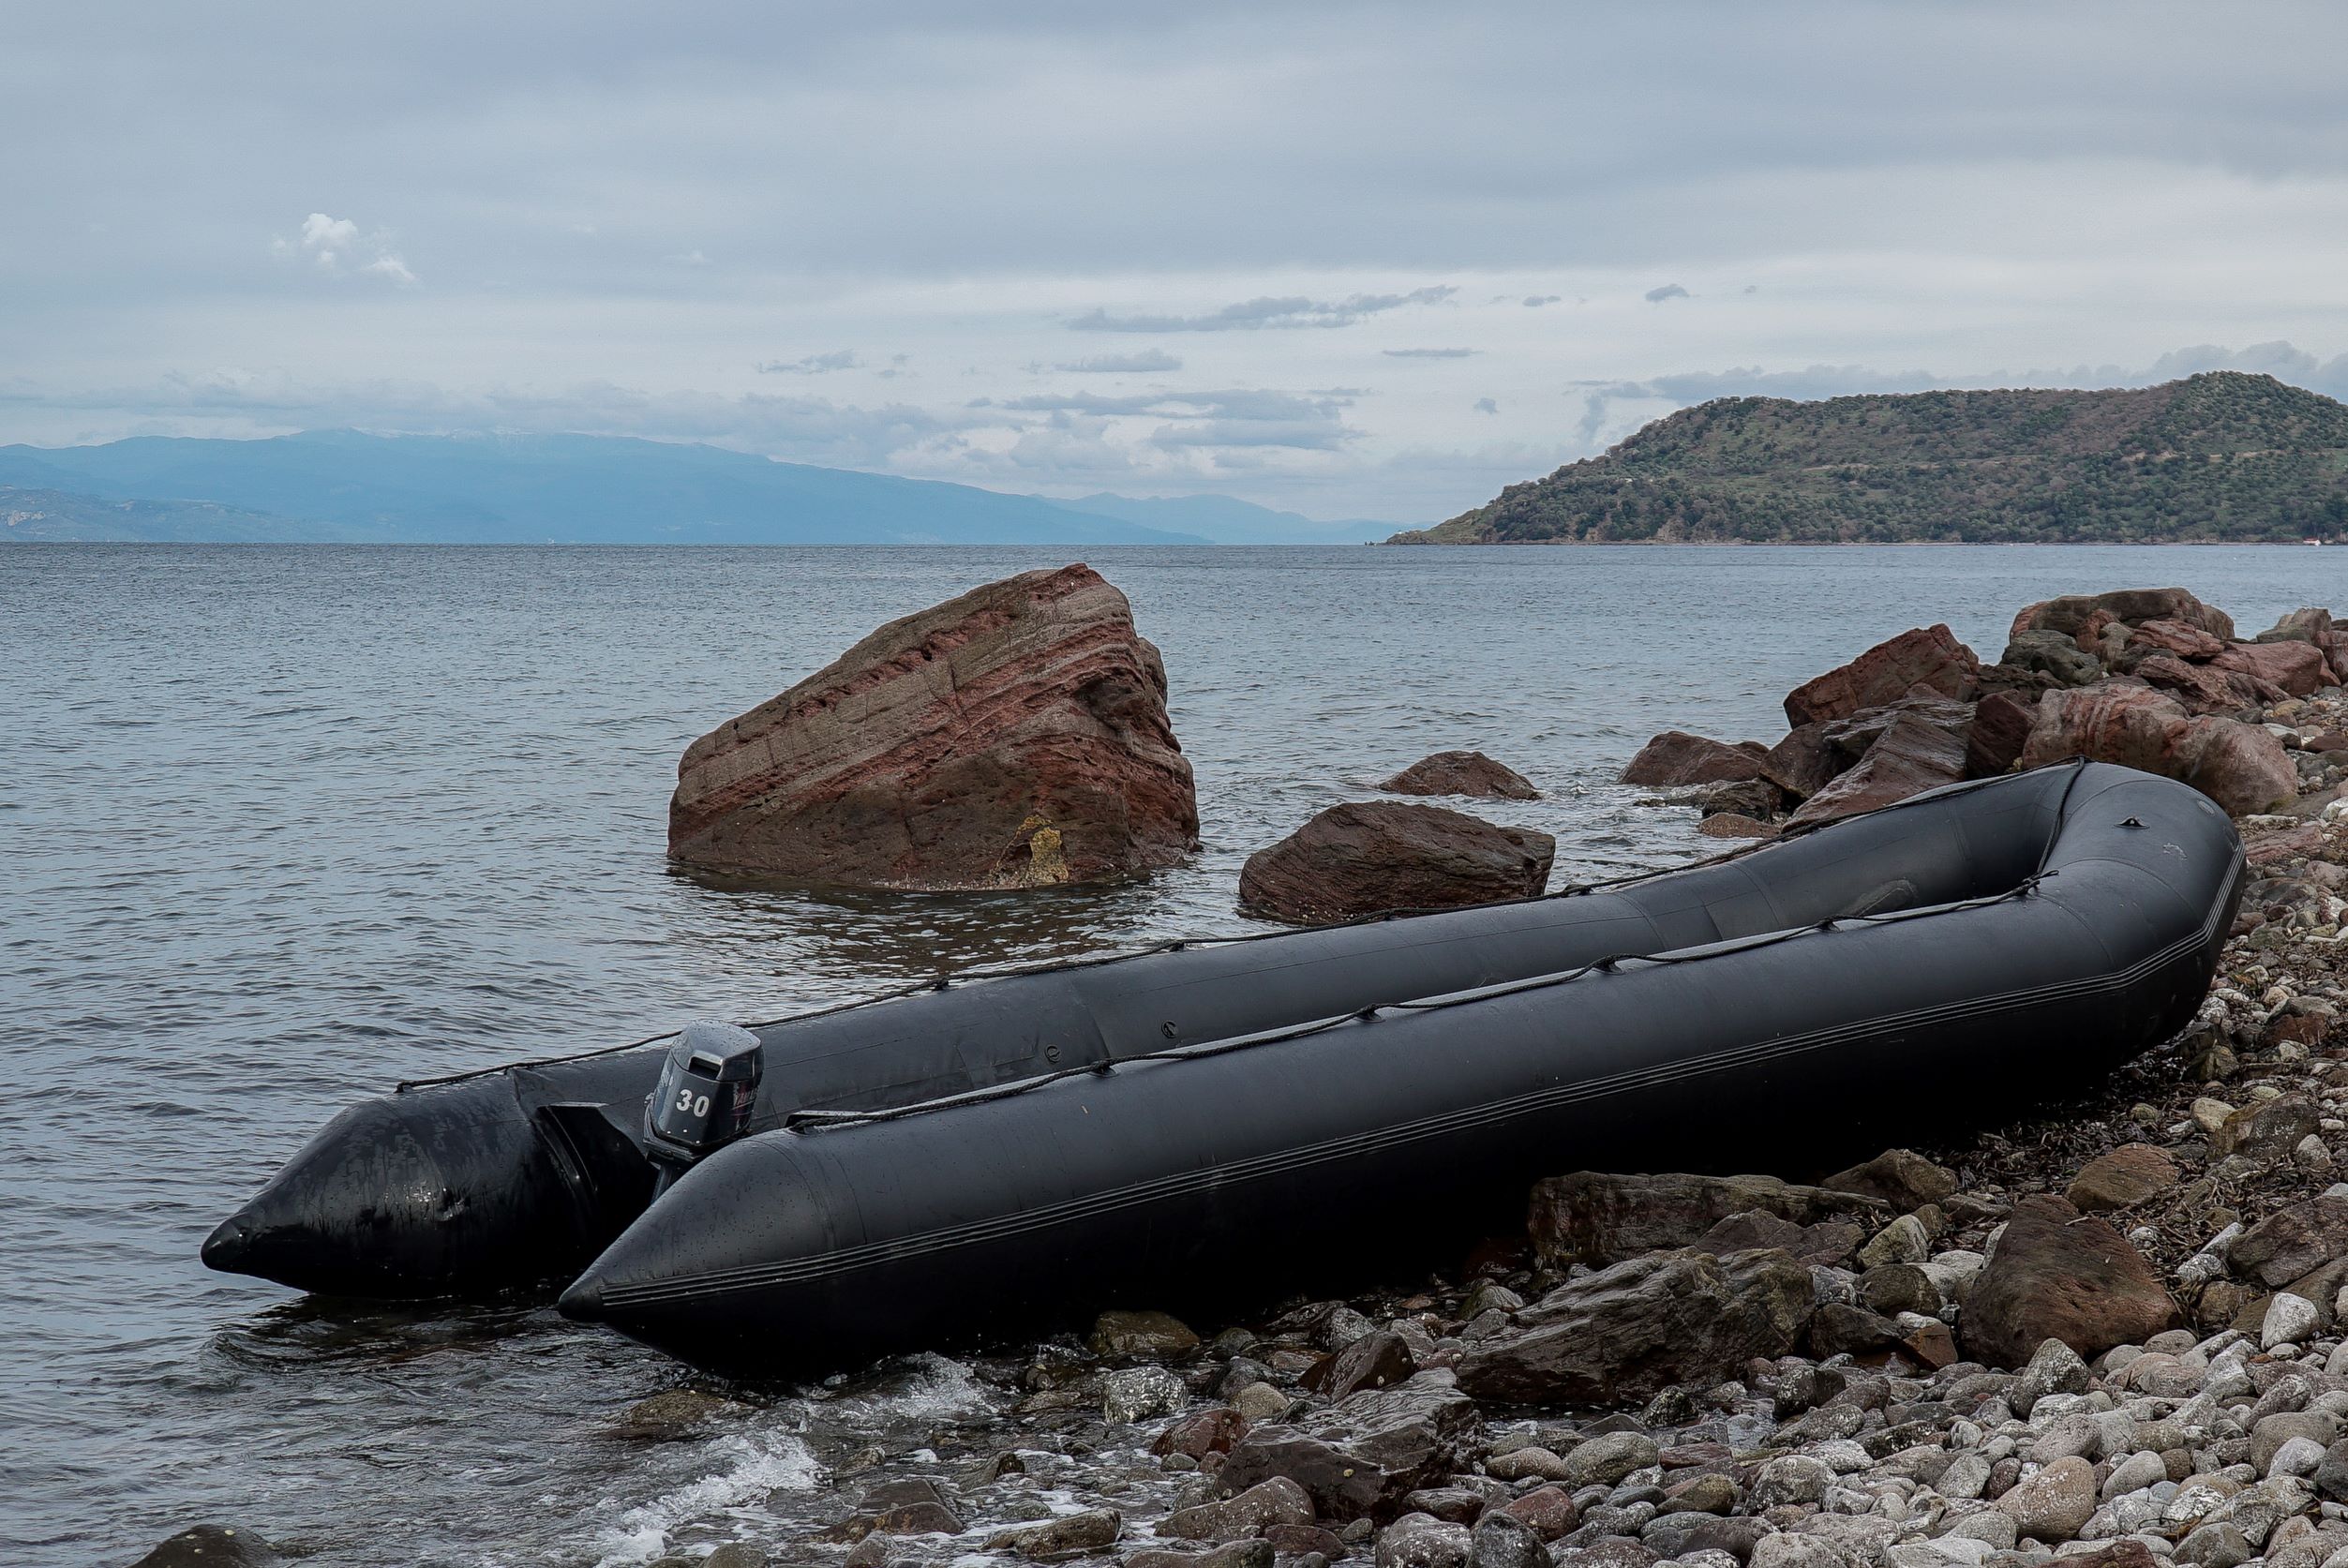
xmin=205 ymin=762 xmax=2242 ymax=1378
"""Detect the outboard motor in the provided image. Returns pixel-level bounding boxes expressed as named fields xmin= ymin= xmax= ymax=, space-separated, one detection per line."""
xmin=644 ymin=1023 xmax=765 ymax=1196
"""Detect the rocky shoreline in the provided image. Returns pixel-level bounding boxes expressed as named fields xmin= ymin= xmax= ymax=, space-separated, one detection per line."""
xmin=139 ymin=587 xmax=2348 ymax=1568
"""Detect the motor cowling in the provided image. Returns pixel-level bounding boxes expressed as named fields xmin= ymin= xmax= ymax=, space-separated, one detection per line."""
xmin=645 ymin=1023 xmax=764 ymax=1189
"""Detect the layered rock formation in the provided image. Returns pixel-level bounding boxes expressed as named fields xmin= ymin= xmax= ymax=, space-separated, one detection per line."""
xmin=1236 ymin=802 xmax=1554 ymax=923
xmin=1624 ymin=590 xmax=2331 ymax=836
xmin=666 ymin=564 xmax=1200 ymax=888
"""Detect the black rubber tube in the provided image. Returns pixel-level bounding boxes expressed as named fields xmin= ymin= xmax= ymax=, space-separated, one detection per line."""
xmin=553 ymin=764 xmax=2241 ymax=1378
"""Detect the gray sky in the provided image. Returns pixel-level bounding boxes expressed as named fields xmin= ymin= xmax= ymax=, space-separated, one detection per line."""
xmin=7 ymin=2 xmax=2347 ymax=521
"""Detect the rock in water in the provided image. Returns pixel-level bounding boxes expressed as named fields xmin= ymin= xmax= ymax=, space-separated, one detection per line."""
xmin=667 ymin=563 xmax=1198 ymax=888
xmin=1620 ymin=732 xmax=1769 ymax=787
xmin=1237 ymin=802 xmax=1553 ymax=923
xmin=1959 ymin=1194 xmax=2178 ymax=1367
xmin=129 ymin=1528 xmax=283 ymax=1567
xmin=1383 ymin=751 xmax=1542 ymax=800
xmin=1454 ymin=1247 xmax=1815 ymax=1403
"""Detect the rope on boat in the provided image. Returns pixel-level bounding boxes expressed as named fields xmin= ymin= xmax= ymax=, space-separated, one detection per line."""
xmin=396 ymin=758 xmax=2096 ymax=1094
xmin=778 ymin=870 xmax=2056 ymax=1131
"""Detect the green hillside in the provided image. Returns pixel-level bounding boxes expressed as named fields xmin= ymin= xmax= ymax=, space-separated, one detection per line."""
xmin=1392 ymin=372 xmax=2348 ymax=545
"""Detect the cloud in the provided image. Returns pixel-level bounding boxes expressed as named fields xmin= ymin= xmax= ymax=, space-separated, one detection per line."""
xmin=755 ymin=350 xmax=861 ymax=375
xmin=984 ymin=384 xmax=1360 ymax=453
xmin=1068 ymin=286 xmax=1454 ymax=333
xmin=1522 ymin=295 xmax=1562 ymax=307
xmin=1473 ymin=397 xmax=1499 ymax=414
xmin=1383 ymin=347 xmax=1477 ymax=359
xmin=275 ymin=210 xmax=418 ymax=286
xmin=1054 ymin=349 xmax=1183 ymax=373
xmin=1643 ymin=283 xmax=1690 ymax=304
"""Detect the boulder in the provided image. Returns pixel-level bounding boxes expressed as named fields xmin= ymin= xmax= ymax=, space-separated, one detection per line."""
xmin=2126 ymin=619 xmax=2230 ymax=663
xmin=2019 ymin=682 xmax=2296 ymax=816
xmin=1621 ymin=732 xmax=1769 ymax=788
xmin=2012 ymin=589 xmax=2236 ymax=644
xmin=2229 ymin=1198 xmax=2348 ymax=1288
xmin=1529 ymin=1171 xmax=1886 ymax=1265
xmin=2256 ymin=606 xmax=2336 ymax=646
xmin=1781 ymin=711 xmax=1967 ymax=830
xmin=986 ymin=1510 xmax=1123 ymax=1558
xmin=1237 ymin=802 xmax=1553 ymax=922
xmin=2132 ymin=653 xmax=2267 ymax=716
xmin=2064 ymin=1144 xmax=2180 ymax=1213
xmin=1784 ymin=625 xmax=1981 ymax=727
xmin=2213 ymin=640 xmax=2332 ymax=699
xmin=1383 ymin=751 xmax=1542 ymax=800
xmin=1159 ymin=1476 xmax=1316 ymax=1542
xmin=1960 ymin=1194 xmax=2178 ymax=1367
xmin=1697 ymin=812 xmax=1777 ymax=840
xmin=1761 ymin=723 xmax=1847 ymax=800
xmin=1965 ymin=691 xmax=2036 ymax=779
xmin=1696 ymin=1209 xmax=1864 ymax=1266
xmin=1155 ymin=1407 xmax=1251 ymax=1459
xmin=1997 ymin=1455 xmax=2098 ymax=1543
xmin=1216 ymin=1371 xmax=1478 ymax=1523
xmin=1820 ymin=1148 xmax=1958 ymax=1210
xmin=129 ymin=1528 xmax=283 ymax=1568
xmin=1302 ymin=1329 xmax=1418 ymax=1400
xmin=1454 ymin=1247 xmax=1815 ymax=1403
xmin=1092 ymin=1309 xmax=1202 ymax=1358
xmin=2211 ymin=1095 xmax=2324 ymax=1164
xmin=1376 ymin=1514 xmax=1473 ymax=1568
xmin=2002 ymin=630 xmax=2105 ymax=687
xmin=667 ymin=563 xmax=1197 ymax=887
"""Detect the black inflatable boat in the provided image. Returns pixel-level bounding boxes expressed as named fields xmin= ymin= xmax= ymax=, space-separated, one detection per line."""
xmin=207 ymin=762 xmax=2242 ymax=1378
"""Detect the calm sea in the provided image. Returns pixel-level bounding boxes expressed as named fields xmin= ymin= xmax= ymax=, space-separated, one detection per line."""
xmin=6 ymin=544 xmax=2342 ymax=1566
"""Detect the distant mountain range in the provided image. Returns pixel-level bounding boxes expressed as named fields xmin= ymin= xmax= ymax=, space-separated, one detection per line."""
xmin=0 ymin=430 xmax=1391 ymax=546
xmin=1391 ymin=372 xmax=2348 ymax=545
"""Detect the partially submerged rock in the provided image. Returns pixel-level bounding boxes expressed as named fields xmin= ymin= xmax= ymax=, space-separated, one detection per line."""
xmin=129 ymin=1528 xmax=283 ymax=1568
xmin=1237 ymin=801 xmax=1553 ymax=923
xmin=1383 ymin=750 xmax=1541 ymax=800
xmin=667 ymin=563 xmax=1198 ymax=888
xmin=1621 ymin=732 xmax=1768 ymax=788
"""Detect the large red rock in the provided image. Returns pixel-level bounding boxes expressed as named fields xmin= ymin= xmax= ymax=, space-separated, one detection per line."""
xmin=1621 ymin=731 xmax=1767 ymax=787
xmin=2011 ymin=589 xmax=2236 ymax=644
xmin=667 ymin=564 xmax=1199 ymax=888
xmin=1761 ymin=723 xmax=1847 ymax=800
xmin=1783 ymin=625 xmax=1981 ymax=727
xmin=2131 ymin=653 xmax=2267 ymax=715
xmin=1237 ymin=801 xmax=1553 ymax=923
xmin=2212 ymin=639 xmax=2331 ymax=698
xmin=1782 ymin=710 xmax=1968 ymax=829
xmin=2018 ymin=681 xmax=2296 ymax=815
xmin=1383 ymin=751 xmax=1540 ymax=800
xmin=1965 ymin=690 xmax=2036 ymax=779
xmin=1960 ymin=1194 xmax=2178 ymax=1367
xmin=2124 ymin=619 xmax=2228 ymax=663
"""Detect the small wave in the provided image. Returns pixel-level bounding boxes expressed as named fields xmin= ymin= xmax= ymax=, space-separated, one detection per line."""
xmin=591 ymin=1427 xmax=822 ymax=1567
